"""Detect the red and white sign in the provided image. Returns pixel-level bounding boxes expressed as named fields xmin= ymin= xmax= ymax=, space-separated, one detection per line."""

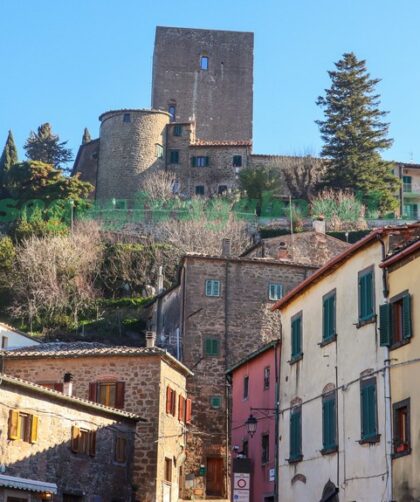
xmin=233 ymin=473 xmax=250 ymax=490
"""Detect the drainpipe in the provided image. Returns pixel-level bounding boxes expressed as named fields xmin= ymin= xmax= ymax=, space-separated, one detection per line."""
xmin=274 ymin=340 xmax=281 ymax=502
xmin=399 ymin=164 xmax=403 ymax=217
xmin=224 ymin=258 xmax=230 ymax=499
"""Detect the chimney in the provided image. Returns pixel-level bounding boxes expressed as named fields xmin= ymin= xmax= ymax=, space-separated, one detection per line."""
xmin=222 ymin=239 xmax=231 ymax=257
xmin=277 ymin=242 xmax=288 ymax=260
xmin=63 ymin=372 xmax=73 ymax=397
xmin=313 ymin=218 xmax=326 ymax=234
xmin=157 ymin=266 xmax=164 ymax=294
xmin=146 ymin=330 xmax=156 ymax=348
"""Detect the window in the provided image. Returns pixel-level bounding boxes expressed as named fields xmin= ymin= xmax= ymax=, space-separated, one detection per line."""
xmin=156 ymin=144 xmax=164 ymax=158
xmin=195 ymin=185 xmax=205 ymax=196
xmin=393 ymin=399 xmax=410 ymax=457
xmin=218 ymin=185 xmax=228 ymax=195
xmin=204 ymin=338 xmax=219 ymax=357
xmin=89 ymin=382 xmax=125 ymax=409
xmin=322 ymin=291 xmax=336 ymax=342
xmin=191 ymin=156 xmax=209 ymax=167
xmin=263 ymin=366 xmax=270 ymax=390
xmin=169 ymin=150 xmax=179 ymax=164
xmin=322 ymin=392 xmax=337 ymax=452
xmin=360 ymin=378 xmax=378 ymax=442
xmin=358 ymin=268 xmax=375 ymax=323
xmin=403 ymin=175 xmax=412 ymax=193
xmin=261 ymin=433 xmax=269 ymax=464
xmin=243 ymin=376 xmax=249 ymax=400
xmin=71 ymin=426 xmax=96 ymax=456
xmin=291 ymin=313 xmax=303 ymax=361
xmin=269 ymin=283 xmax=283 ymax=301
xmin=380 ymin=293 xmax=412 ymax=348
xmin=39 ymin=382 xmax=64 ymax=392
xmin=185 ymin=398 xmax=192 ymax=424
xmin=233 ymin=155 xmax=242 ymax=167
xmin=178 ymin=395 xmax=186 ymax=422
xmin=115 ymin=435 xmax=127 ymax=463
xmin=205 ymin=279 xmax=221 ymax=297
xmin=165 ymin=457 xmax=172 ymax=483
xmin=123 ymin=113 xmax=131 ymax=123
xmin=210 ymin=396 xmax=222 ymax=409
xmin=1 ymin=335 xmax=8 ymax=349
xmin=242 ymin=439 xmax=248 ymax=457
xmin=200 ymin=56 xmax=208 ymax=70
xmin=8 ymin=410 xmax=38 ymax=443
xmin=173 ymin=124 xmax=182 ymax=136
xmin=289 ymin=407 xmax=302 ymax=462
xmin=404 ymin=204 xmax=418 ymax=219
xmin=168 ymin=105 xmax=176 ymax=122
xmin=166 ymin=386 xmax=177 ymax=416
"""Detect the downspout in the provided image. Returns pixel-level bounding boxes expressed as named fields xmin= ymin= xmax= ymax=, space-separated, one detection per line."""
xmin=335 ymin=340 xmax=339 ymax=493
xmin=274 ymin=339 xmax=281 ymax=502
xmin=224 ymin=258 xmax=230 ymax=499
xmin=399 ymin=164 xmax=403 ymax=217
xmin=378 ymin=235 xmax=392 ymax=502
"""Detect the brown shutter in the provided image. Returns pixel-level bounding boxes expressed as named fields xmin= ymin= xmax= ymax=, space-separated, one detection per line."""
xmin=89 ymin=382 xmax=97 ymax=402
xmin=30 ymin=415 xmax=39 ymax=443
xmin=8 ymin=410 xmax=20 ymax=440
xmin=71 ymin=426 xmax=80 ymax=453
xmin=88 ymin=430 xmax=96 ymax=457
xmin=178 ymin=396 xmax=185 ymax=422
xmin=185 ymin=398 xmax=192 ymax=424
xmin=166 ymin=386 xmax=172 ymax=414
xmin=115 ymin=382 xmax=125 ymax=409
xmin=171 ymin=390 xmax=177 ymax=416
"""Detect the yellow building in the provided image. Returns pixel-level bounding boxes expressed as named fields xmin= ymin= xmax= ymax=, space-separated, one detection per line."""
xmin=380 ymin=238 xmax=420 ymax=501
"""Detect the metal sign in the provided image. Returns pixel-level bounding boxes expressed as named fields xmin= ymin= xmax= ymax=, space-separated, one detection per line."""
xmin=233 ymin=490 xmax=250 ymax=502
xmin=233 ymin=473 xmax=250 ymax=490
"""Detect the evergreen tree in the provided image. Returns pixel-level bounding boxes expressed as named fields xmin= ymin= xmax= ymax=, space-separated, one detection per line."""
xmin=82 ymin=127 xmax=92 ymax=144
xmin=239 ymin=165 xmax=282 ymax=215
xmin=0 ymin=130 xmax=18 ymax=194
xmin=24 ymin=123 xmax=73 ymax=173
xmin=316 ymin=52 xmax=399 ymax=213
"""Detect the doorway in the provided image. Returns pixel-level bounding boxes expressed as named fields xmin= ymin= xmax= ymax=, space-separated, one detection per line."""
xmin=206 ymin=457 xmax=224 ymax=497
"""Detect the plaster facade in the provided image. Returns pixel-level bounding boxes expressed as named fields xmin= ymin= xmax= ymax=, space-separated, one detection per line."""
xmin=0 ymin=324 xmax=39 ymax=351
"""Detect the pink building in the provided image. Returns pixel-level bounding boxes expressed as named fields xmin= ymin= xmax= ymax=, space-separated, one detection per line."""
xmin=227 ymin=340 xmax=280 ymax=502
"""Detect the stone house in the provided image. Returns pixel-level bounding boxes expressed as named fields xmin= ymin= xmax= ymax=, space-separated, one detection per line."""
xmin=271 ymin=224 xmax=420 ymax=501
xmin=3 ymin=342 xmax=192 ymax=502
xmin=379 ymin=237 xmax=420 ymax=500
xmin=0 ymin=372 xmax=139 ymax=502
xmin=144 ymin=231 xmax=350 ymax=499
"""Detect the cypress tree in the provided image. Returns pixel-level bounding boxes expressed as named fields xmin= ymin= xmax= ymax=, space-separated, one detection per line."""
xmin=0 ymin=130 xmax=18 ymax=194
xmin=316 ymin=52 xmax=399 ymax=213
xmin=82 ymin=127 xmax=92 ymax=144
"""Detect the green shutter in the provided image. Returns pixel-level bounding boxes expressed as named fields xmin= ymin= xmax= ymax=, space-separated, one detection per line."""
xmin=291 ymin=317 xmax=301 ymax=358
xmin=379 ymin=303 xmax=391 ymax=346
xmin=205 ymin=339 xmax=212 ymax=355
xmin=205 ymin=156 xmax=209 ymax=167
xmin=402 ymin=294 xmax=412 ymax=340
xmin=361 ymin=381 xmax=377 ymax=439
xmin=213 ymin=280 xmax=220 ymax=297
xmin=359 ymin=272 xmax=374 ymax=321
xmin=323 ymin=396 xmax=336 ymax=449
xmin=205 ymin=280 xmax=211 ymax=296
xmin=191 ymin=157 xmax=196 ymax=167
xmin=323 ymin=295 xmax=335 ymax=341
xmin=212 ymin=339 xmax=219 ymax=355
xmin=290 ymin=410 xmax=301 ymax=459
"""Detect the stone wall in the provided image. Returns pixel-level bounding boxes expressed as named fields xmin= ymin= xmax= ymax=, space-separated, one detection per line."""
xmin=4 ymin=354 xmax=188 ymax=502
xmin=0 ymin=378 xmax=135 ymax=501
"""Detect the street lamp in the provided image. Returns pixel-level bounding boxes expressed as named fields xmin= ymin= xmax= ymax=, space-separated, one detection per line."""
xmin=245 ymin=414 xmax=258 ymax=437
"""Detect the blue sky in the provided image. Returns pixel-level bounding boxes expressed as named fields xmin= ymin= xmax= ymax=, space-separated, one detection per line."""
xmin=1 ymin=0 xmax=419 ymax=165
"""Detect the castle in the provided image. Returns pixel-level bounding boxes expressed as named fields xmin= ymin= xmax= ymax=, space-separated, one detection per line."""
xmin=72 ymin=26 xmax=296 ymax=202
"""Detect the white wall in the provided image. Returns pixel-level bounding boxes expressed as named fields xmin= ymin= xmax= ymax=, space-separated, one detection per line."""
xmin=0 ymin=324 xmax=39 ymax=350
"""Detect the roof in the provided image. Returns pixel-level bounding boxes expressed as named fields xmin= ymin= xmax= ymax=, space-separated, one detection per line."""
xmin=190 ymin=140 xmax=252 ymax=147
xmin=380 ymin=237 xmax=420 ymax=268
xmin=0 ymin=322 xmax=40 ymax=343
xmin=0 ymin=373 xmax=143 ymax=421
xmin=395 ymin=161 xmax=420 ymax=170
xmin=99 ymin=108 xmax=171 ymax=122
xmin=226 ymin=340 xmax=280 ymax=375
xmin=0 ymin=474 xmax=57 ymax=494
xmin=4 ymin=342 xmax=193 ymax=377
xmin=272 ymin=224 xmax=420 ymax=312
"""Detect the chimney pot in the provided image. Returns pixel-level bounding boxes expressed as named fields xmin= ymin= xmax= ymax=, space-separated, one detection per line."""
xmin=146 ymin=331 xmax=156 ymax=348
xmin=277 ymin=241 xmax=288 ymax=260
xmin=63 ymin=373 xmax=73 ymax=397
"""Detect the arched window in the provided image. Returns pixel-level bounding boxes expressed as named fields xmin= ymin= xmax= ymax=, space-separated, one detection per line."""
xmin=200 ymin=55 xmax=209 ymax=70
xmin=168 ymin=101 xmax=176 ymax=122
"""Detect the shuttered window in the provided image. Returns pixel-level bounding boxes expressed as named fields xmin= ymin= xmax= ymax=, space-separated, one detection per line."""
xmin=393 ymin=399 xmax=411 ymax=457
xmin=71 ymin=426 xmax=96 ymax=456
xmin=89 ymin=381 xmax=125 ymax=409
xmin=322 ymin=393 xmax=337 ymax=451
xmin=291 ymin=314 xmax=302 ymax=360
xmin=289 ymin=407 xmax=302 ymax=461
xmin=205 ymin=279 xmax=220 ymax=297
xmin=169 ymin=150 xmax=179 ymax=164
xmin=166 ymin=386 xmax=176 ymax=416
xmin=173 ymin=124 xmax=182 ymax=136
xmin=322 ymin=291 xmax=336 ymax=342
xmin=115 ymin=435 xmax=127 ymax=463
xmin=380 ymin=293 xmax=412 ymax=348
xmin=268 ymin=283 xmax=283 ymax=301
xmin=360 ymin=378 xmax=378 ymax=441
xmin=191 ymin=156 xmax=209 ymax=167
xmin=178 ymin=395 xmax=186 ymax=422
xmin=185 ymin=398 xmax=192 ymax=424
xmin=204 ymin=338 xmax=219 ymax=357
xmin=8 ymin=410 xmax=38 ymax=443
xmin=358 ymin=269 xmax=375 ymax=322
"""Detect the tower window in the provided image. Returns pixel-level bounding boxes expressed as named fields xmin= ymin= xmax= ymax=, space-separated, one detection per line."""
xmin=168 ymin=105 xmax=176 ymax=122
xmin=123 ymin=113 xmax=131 ymax=123
xmin=173 ymin=124 xmax=182 ymax=136
xmin=200 ymin=56 xmax=209 ymax=70
xmin=233 ymin=155 xmax=242 ymax=167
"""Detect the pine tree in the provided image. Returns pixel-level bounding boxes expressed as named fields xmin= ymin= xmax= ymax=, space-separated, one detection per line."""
xmin=316 ymin=52 xmax=399 ymax=213
xmin=0 ymin=130 xmax=18 ymax=194
xmin=82 ymin=128 xmax=92 ymax=144
xmin=24 ymin=123 xmax=73 ymax=173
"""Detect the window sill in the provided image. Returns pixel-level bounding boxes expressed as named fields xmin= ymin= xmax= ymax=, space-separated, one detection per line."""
xmin=321 ymin=446 xmax=338 ymax=456
xmin=358 ymin=434 xmax=381 ymax=445
xmin=289 ymin=354 xmax=303 ymax=365
xmin=390 ymin=339 xmax=411 ymax=351
xmin=287 ymin=455 xmax=303 ymax=464
xmin=392 ymin=447 xmax=411 ymax=459
xmin=319 ymin=334 xmax=337 ymax=347
xmin=356 ymin=316 xmax=376 ymax=329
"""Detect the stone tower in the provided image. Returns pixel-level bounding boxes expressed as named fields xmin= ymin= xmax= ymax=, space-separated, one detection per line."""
xmin=151 ymin=26 xmax=254 ymax=142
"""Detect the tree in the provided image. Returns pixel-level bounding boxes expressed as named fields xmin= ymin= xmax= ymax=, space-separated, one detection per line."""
xmin=141 ymin=170 xmax=176 ymax=203
xmin=82 ymin=128 xmax=92 ymax=144
xmin=0 ymin=130 xmax=18 ymax=195
xmin=316 ymin=52 xmax=399 ymax=213
xmin=24 ymin=123 xmax=73 ymax=172
xmin=283 ymin=155 xmax=324 ymax=200
xmin=239 ymin=166 xmax=283 ymax=215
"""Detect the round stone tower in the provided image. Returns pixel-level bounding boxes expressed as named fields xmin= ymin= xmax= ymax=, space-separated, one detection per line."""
xmin=96 ymin=109 xmax=170 ymax=201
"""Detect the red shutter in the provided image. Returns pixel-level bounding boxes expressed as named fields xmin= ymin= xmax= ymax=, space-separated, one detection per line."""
xmin=88 ymin=382 xmax=97 ymax=402
xmin=54 ymin=383 xmax=64 ymax=392
xmin=166 ymin=386 xmax=172 ymax=414
xmin=171 ymin=390 xmax=177 ymax=416
xmin=178 ymin=396 xmax=185 ymax=422
xmin=115 ymin=382 xmax=125 ymax=409
xmin=185 ymin=398 xmax=192 ymax=424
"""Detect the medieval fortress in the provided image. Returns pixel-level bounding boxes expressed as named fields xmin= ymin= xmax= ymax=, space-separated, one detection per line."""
xmin=73 ymin=26 xmax=295 ymax=201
